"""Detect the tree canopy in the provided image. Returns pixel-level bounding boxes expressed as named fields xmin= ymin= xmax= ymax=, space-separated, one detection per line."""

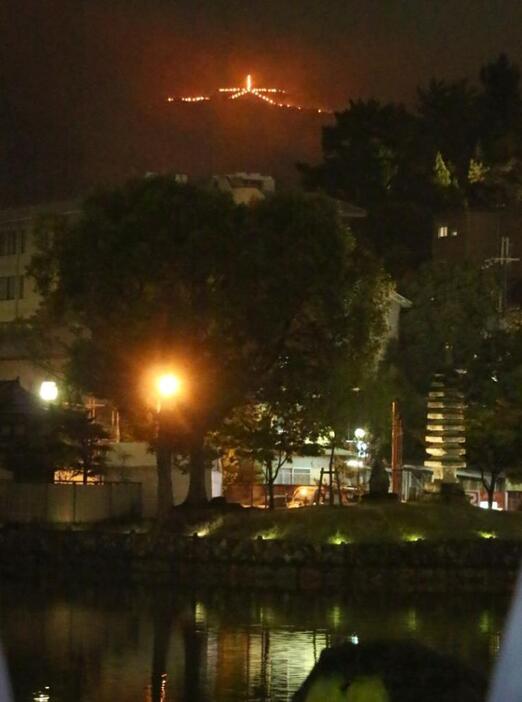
xmin=372 ymin=261 xmax=500 ymax=461
xmin=398 ymin=261 xmax=498 ymax=390
xmin=465 ymin=326 xmax=522 ymax=506
xmin=300 ymin=54 xmax=522 ymax=279
xmin=31 ymin=176 xmax=388 ymax=511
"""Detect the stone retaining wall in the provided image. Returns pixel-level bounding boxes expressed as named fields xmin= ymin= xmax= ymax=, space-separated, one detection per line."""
xmin=0 ymin=529 xmax=520 ymax=592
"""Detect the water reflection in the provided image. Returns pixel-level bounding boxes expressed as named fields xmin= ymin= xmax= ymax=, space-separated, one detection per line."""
xmin=0 ymin=583 xmax=509 ymax=701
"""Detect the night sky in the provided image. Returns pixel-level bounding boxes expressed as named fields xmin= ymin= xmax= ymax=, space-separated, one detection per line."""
xmin=1 ymin=0 xmax=521 ymax=204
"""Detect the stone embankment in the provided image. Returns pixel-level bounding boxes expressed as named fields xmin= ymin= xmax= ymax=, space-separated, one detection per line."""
xmin=0 ymin=528 xmax=520 ymax=592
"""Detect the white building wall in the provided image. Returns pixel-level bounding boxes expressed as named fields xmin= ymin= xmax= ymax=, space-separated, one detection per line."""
xmin=106 ymin=442 xmax=222 ymax=518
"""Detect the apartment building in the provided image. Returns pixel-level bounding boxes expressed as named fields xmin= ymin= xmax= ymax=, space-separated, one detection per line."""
xmin=0 ymin=201 xmax=80 ymax=392
xmin=433 ymin=208 xmax=522 ymax=306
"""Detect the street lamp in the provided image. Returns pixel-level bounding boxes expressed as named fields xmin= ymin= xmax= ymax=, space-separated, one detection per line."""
xmin=155 ymin=373 xmax=182 ymax=413
xmin=154 ymin=371 xmax=183 ymax=520
xmin=354 ymin=427 xmax=366 ymax=440
xmin=39 ymin=380 xmax=58 ymax=402
xmin=156 ymin=373 xmax=182 ymax=400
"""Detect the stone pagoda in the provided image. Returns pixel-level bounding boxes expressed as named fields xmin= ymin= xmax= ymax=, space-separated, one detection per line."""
xmin=424 ymin=370 xmax=466 ymax=488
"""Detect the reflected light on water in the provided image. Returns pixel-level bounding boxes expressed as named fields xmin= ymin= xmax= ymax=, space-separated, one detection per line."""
xmin=33 ymin=687 xmax=50 ymax=702
xmin=195 ymin=602 xmax=208 ymax=626
xmin=265 ymin=630 xmax=329 ymax=698
xmin=328 ymin=605 xmax=342 ymax=628
xmin=144 ymin=674 xmax=167 ymax=702
xmin=489 ymin=633 xmax=501 ymax=657
xmin=161 ymin=673 xmax=167 ymax=701
xmin=480 ymin=611 xmax=492 ymax=634
xmin=0 ymin=584 xmax=510 ymax=702
xmin=406 ymin=608 xmax=418 ymax=632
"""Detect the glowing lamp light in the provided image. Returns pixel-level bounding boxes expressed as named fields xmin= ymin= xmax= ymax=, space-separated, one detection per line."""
xmin=354 ymin=427 xmax=366 ymax=440
xmin=39 ymin=381 xmax=58 ymax=402
xmin=156 ymin=373 xmax=182 ymax=398
xmin=404 ymin=533 xmax=424 ymax=543
xmin=328 ymin=531 xmax=352 ymax=545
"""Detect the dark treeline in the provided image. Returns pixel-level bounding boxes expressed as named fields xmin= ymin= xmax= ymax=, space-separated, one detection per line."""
xmin=300 ymin=54 xmax=522 ymax=281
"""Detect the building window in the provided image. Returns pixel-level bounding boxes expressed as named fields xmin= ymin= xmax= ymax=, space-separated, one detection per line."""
xmin=293 ymin=469 xmax=311 ymax=484
xmin=0 ymin=276 xmax=24 ymax=301
xmin=437 ymin=226 xmax=448 ymax=238
xmin=275 ymin=467 xmax=311 ymax=485
xmin=0 ymin=229 xmax=25 ymax=256
xmin=0 ymin=230 xmax=17 ymax=255
xmin=451 ymin=229 xmax=458 ymax=237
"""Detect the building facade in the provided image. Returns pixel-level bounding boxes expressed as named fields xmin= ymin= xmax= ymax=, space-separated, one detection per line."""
xmin=0 ymin=201 xmax=80 ymax=393
xmin=210 ymin=172 xmax=275 ymax=205
xmin=433 ymin=208 xmax=522 ymax=304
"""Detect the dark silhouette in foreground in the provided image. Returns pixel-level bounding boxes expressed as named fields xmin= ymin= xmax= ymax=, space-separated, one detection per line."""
xmin=292 ymin=639 xmax=486 ymax=702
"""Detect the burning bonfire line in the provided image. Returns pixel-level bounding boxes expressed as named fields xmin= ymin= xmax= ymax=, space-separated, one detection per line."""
xmin=166 ymin=74 xmax=332 ymax=114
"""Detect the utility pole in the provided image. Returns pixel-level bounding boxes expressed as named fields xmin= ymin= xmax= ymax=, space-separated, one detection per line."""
xmin=485 ymin=236 xmax=519 ymax=314
xmin=391 ymin=401 xmax=403 ymax=497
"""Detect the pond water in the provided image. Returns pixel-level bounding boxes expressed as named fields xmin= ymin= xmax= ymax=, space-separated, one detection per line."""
xmin=0 ymin=580 xmax=510 ymax=701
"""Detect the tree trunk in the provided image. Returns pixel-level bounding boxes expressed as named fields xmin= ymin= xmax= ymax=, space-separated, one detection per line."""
xmin=328 ymin=443 xmax=335 ymax=506
xmin=480 ymin=467 xmax=497 ymax=510
xmin=266 ymin=459 xmax=275 ymax=510
xmin=184 ymin=433 xmax=209 ymax=506
xmin=156 ymin=442 xmax=173 ymax=520
xmin=267 ymin=480 xmax=275 ymax=510
xmin=488 ymin=474 xmax=496 ymax=509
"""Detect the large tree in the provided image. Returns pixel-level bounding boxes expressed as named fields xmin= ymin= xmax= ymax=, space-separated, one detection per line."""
xmin=382 ymin=261 xmax=499 ymax=462
xmin=479 ymin=53 xmax=522 ymax=161
xmin=398 ymin=261 xmax=498 ymax=391
xmin=300 ymin=55 xmax=522 ymax=278
xmin=465 ymin=325 xmax=522 ymax=507
xmin=299 ymin=98 xmax=434 ymax=280
xmin=417 ymin=78 xmax=480 ymax=185
xmin=30 ymin=176 xmax=387 ymax=514
xmin=220 ymin=402 xmax=318 ymax=511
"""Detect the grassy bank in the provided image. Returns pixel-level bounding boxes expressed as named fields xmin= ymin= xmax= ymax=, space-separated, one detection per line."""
xmin=183 ymin=503 xmax=522 ymax=545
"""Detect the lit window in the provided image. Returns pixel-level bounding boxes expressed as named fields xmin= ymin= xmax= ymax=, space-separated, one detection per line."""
xmin=451 ymin=229 xmax=458 ymax=237
xmin=437 ymin=226 xmax=448 ymax=238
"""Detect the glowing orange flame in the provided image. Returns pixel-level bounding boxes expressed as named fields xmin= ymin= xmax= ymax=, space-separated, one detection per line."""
xmin=170 ymin=74 xmax=333 ymax=113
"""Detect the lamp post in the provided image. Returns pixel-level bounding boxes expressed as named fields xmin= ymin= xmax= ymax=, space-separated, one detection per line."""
xmin=156 ymin=374 xmax=182 ymax=408
xmin=391 ymin=401 xmax=403 ymax=498
xmin=154 ymin=372 xmax=183 ymax=520
xmin=353 ymin=428 xmax=367 ymax=495
xmin=39 ymin=380 xmax=59 ymax=403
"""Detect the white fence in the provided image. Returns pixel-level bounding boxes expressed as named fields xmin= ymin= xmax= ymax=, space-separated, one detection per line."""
xmin=0 ymin=482 xmax=142 ymax=524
